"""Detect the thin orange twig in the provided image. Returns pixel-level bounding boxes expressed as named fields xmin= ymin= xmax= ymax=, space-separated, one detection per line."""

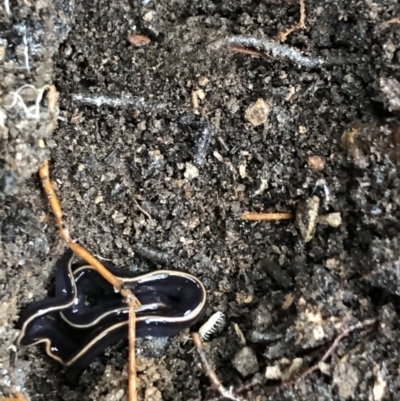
xmin=38 ymin=160 xmax=123 ymax=290
xmin=128 ymin=298 xmax=138 ymax=401
xmin=38 ymin=159 xmax=140 ymax=401
xmin=241 ymin=212 xmax=293 ymax=221
xmin=277 ymin=0 xmax=306 ymax=42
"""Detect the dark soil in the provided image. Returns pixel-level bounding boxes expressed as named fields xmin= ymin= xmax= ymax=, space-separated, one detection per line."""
xmin=1 ymin=0 xmax=400 ymax=400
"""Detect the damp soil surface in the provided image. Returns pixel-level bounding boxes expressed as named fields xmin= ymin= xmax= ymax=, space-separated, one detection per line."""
xmin=1 ymin=0 xmax=400 ymax=400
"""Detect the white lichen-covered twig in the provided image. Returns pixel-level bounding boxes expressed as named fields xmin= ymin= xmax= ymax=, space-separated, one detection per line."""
xmin=71 ymin=93 xmax=167 ymax=111
xmin=211 ymin=36 xmax=327 ymax=68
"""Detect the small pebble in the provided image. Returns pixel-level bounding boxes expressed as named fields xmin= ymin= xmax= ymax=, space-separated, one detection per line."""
xmin=295 ymin=196 xmax=320 ymax=242
xmin=318 ymin=212 xmax=342 ymax=227
xmin=184 ymin=162 xmax=199 ymax=180
xmin=245 ymin=98 xmax=271 ymax=127
xmin=232 ymin=346 xmax=259 ymax=377
xmin=265 ymin=365 xmax=282 ymax=380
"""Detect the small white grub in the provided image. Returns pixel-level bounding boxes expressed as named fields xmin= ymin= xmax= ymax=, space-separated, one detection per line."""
xmin=184 ymin=162 xmax=199 ymax=180
xmin=265 ymin=365 xmax=282 ymax=380
xmin=245 ymin=98 xmax=271 ymax=127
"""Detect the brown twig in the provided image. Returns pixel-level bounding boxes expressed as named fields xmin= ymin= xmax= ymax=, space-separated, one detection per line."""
xmin=241 ymin=212 xmax=293 ymax=221
xmin=38 ymin=159 xmax=140 ymax=401
xmin=292 ymin=317 xmax=377 ymax=383
xmin=192 ymin=333 xmax=244 ymax=401
xmin=229 ymin=46 xmax=263 ymax=58
xmin=39 ymin=160 xmax=123 ymax=290
xmin=133 ymin=198 xmax=153 ymax=222
xmin=128 ymin=296 xmax=138 ymax=401
xmin=277 ymin=0 xmax=306 ymax=42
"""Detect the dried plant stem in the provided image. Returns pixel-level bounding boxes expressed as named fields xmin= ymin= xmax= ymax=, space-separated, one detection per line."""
xmin=241 ymin=212 xmax=293 ymax=221
xmin=128 ymin=298 xmax=138 ymax=401
xmin=38 ymin=159 xmax=140 ymax=401
xmin=278 ymin=0 xmax=306 ymax=42
xmin=192 ymin=333 xmax=243 ymax=401
xmin=293 ymin=317 xmax=377 ymax=383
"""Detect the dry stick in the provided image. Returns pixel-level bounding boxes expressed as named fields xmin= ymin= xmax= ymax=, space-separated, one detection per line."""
xmin=241 ymin=212 xmax=293 ymax=221
xmin=192 ymin=333 xmax=243 ymax=401
xmin=229 ymin=46 xmax=263 ymax=58
xmin=292 ymin=317 xmax=377 ymax=383
xmin=128 ymin=299 xmax=138 ymax=401
xmin=277 ymin=0 xmax=306 ymax=42
xmin=38 ymin=159 xmax=140 ymax=401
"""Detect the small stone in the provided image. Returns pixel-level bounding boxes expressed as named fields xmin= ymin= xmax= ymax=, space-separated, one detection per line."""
xmin=232 ymin=346 xmax=259 ymax=377
xmin=252 ymin=301 xmax=273 ymax=328
xmin=226 ymin=97 xmax=240 ymax=114
xmin=295 ymin=196 xmax=320 ymax=242
xmin=308 ymin=155 xmax=326 ymax=171
xmin=265 ymin=365 xmax=282 ymax=380
xmin=245 ymin=98 xmax=271 ymax=127
xmin=142 ymin=11 xmax=155 ymax=22
xmin=318 ymin=212 xmax=342 ymax=227
xmin=184 ymin=162 xmax=199 ymax=180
